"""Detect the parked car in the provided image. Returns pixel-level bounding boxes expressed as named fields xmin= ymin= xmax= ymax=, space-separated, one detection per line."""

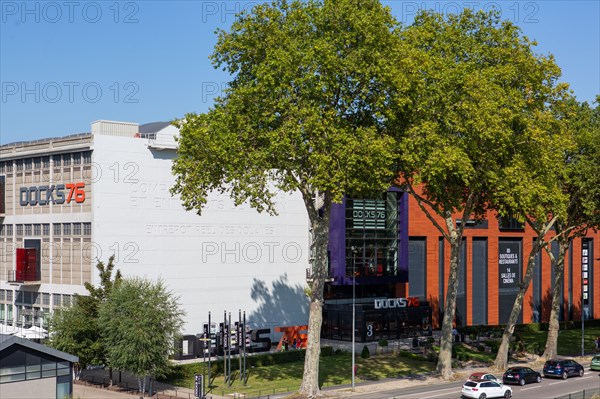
xmin=502 ymin=366 xmax=542 ymax=385
xmin=543 ymin=359 xmax=584 ymax=379
xmin=462 ymin=379 xmax=512 ymax=399
xmin=591 ymin=355 xmax=600 ymax=371
xmin=469 ymin=372 xmax=499 ymax=382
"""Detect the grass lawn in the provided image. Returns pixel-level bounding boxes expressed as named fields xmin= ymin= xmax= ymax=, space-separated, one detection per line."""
xmin=519 ymin=326 xmax=600 ymax=356
xmin=166 ymin=351 xmax=435 ymax=397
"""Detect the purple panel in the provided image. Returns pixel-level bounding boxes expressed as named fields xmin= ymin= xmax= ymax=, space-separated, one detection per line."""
xmin=399 ymin=191 xmax=409 ymax=282
xmin=328 ymin=198 xmax=346 ymax=282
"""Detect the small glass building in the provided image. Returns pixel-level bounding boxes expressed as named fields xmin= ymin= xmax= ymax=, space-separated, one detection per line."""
xmin=0 ymin=335 xmax=78 ymax=399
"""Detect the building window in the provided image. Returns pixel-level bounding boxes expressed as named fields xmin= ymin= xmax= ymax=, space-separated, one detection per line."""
xmin=34 ymin=158 xmax=41 ymax=169
xmin=16 ymin=160 xmax=23 ymax=171
xmin=16 ymin=225 xmax=23 ymax=236
xmin=0 ymin=224 xmax=4 ymax=236
xmin=0 ymin=175 xmax=4 ymax=215
xmin=6 ymin=224 xmax=13 ymax=236
xmin=53 ymin=154 xmax=62 ymax=166
xmin=24 ymin=159 xmax=32 ymax=170
xmin=63 ymin=154 xmax=71 ymax=166
xmin=53 ymin=294 xmax=61 ymax=307
xmin=0 ymin=162 xmax=4 ymax=173
xmin=62 ymin=295 xmax=71 ymax=307
xmin=42 ymin=224 xmax=50 ymax=236
xmin=498 ymin=216 xmax=524 ymax=230
xmin=73 ymin=223 xmax=81 ymax=236
xmin=33 ymin=224 xmax=41 ymax=236
xmin=73 ymin=152 xmax=81 ymax=165
xmin=53 ymin=223 xmax=61 ymax=236
xmin=42 ymin=293 xmax=50 ymax=306
xmin=0 ymin=289 xmax=5 ymax=301
xmin=42 ymin=156 xmax=50 ymax=168
xmin=6 ymin=291 xmax=13 ymax=302
xmin=83 ymin=223 xmax=92 ymax=236
xmin=345 ymin=191 xmax=399 ymax=277
xmin=62 ymin=223 xmax=71 ymax=236
xmin=82 ymin=151 xmax=92 ymax=164
xmin=24 ymin=224 xmax=32 ymax=236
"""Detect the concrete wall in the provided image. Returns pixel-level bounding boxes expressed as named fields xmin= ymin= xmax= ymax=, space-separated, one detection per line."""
xmin=91 ymin=134 xmax=310 ymax=335
xmin=1 ymin=377 xmax=57 ymax=399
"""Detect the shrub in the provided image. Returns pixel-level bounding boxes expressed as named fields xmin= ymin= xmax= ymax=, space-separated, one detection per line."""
xmin=484 ymin=340 xmax=500 ymax=352
xmin=321 ymin=346 xmax=334 ymax=357
xmin=361 ymin=345 xmax=370 ymax=359
xmin=426 ymin=351 xmax=438 ymax=362
xmin=378 ymin=339 xmax=388 ymax=347
xmin=334 ymin=348 xmax=344 ymax=355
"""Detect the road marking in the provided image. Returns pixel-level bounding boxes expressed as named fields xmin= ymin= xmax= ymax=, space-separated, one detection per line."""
xmin=521 ymin=385 xmax=541 ymax=391
xmin=389 ymin=386 xmax=461 ymax=399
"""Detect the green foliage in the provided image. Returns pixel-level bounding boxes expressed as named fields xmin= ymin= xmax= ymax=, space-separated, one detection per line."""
xmin=171 ymin=2 xmax=406 ymax=394
xmin=398 ymin=350 xmax=427 ymax=362
xmin=321 ymin=346 xmax=334 ymax=357
xmin=361 ymin=345 xmax=370 ymax=359
xmin=378 ymin=339 xmax=388 ymax=347
xmin=99 ymin=277 xmax=184 ymax=380
xmin=48 ymin=256 xmax=121 ymax=370
xmin=483 ymin=340 xmax=501 ymax=353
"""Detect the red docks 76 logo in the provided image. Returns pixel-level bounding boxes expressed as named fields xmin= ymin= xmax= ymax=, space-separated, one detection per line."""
xmin=19 ymin=182 xmax=86 ymax=206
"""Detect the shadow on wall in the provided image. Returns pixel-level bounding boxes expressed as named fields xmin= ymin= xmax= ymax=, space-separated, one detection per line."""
xmin=247 ymin=274 xmax=309 ymax=329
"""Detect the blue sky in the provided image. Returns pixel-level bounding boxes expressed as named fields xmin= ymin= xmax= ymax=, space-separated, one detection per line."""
xmin=1 ymin=1 xmax=598 ymax=143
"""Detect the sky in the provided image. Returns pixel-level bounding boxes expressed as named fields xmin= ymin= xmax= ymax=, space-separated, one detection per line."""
xmin=0 ymin=0 xmax=598 ymax=144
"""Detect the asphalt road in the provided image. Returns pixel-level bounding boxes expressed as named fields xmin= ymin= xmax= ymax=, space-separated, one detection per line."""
xmin=348 ymin=364 xmax=600 ymax=399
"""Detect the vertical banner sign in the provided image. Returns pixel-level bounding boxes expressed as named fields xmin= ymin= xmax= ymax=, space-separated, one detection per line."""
xmin=194 ymin=374 xmax=204 ymax=398
xmin=499 ymin=242 xmax=520 ymax=288
xmin=582 ymin=241 xmax=589 ymax=306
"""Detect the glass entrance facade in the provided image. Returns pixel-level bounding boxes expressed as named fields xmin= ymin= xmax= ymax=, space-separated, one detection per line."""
xmin=321 ymin=299 xmax=432 ymax=342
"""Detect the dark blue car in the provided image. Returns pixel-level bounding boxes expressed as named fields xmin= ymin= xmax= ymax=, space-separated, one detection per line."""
xmin=543 ymin=359 xmax=584 ymax=379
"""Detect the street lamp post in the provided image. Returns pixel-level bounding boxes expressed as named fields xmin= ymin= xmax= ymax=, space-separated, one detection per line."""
xmin=351 ymin=246 xmax=358 ymax=390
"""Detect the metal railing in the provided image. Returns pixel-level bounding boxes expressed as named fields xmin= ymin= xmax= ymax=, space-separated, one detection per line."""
xmin=554 ymin=388 xmax=600 ymax=399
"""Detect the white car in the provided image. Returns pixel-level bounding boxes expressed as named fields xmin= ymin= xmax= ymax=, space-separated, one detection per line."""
xmin=462 ymin=379 xmax=512 ymax=399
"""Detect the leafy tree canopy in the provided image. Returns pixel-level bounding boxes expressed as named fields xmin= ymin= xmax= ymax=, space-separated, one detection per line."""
xmin=99 ymin=277 xmax=184 ymax=380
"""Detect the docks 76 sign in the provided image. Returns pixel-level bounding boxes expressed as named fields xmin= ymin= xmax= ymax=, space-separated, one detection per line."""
xmin=19 ymin=182 xmax=86 ymax=206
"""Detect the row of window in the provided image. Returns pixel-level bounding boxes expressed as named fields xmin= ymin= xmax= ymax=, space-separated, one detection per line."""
xmin=0 ymin=151 xmax=92 ymax=172
xmin=0 ymin=223 xmax=92 ymax=237
xmin=0 ymin=290 xmax=73 ymax=307
xmin=0 ymin=353 xmax=71 ymax=384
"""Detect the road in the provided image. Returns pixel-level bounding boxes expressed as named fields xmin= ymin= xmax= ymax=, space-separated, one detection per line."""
xmin=349 ymin=367 xmax=600 ymax=399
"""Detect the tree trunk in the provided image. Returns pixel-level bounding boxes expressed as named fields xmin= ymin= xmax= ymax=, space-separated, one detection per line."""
xmin=493 ymin=236 xmax=545 ymax=370
xmin=436 ymin=226 xmax=461 ymax=380
xmin=542 ymin=238 xmax=568 ymax=359
xmin=299 ymin=206 xmax=330 ymax=399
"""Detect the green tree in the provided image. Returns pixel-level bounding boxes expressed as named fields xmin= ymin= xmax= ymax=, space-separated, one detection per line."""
xmin=171 ymin=1 xmax=401 ymax=396
xmin=48 ymin=256 xmax=121 ymax=380
xmin=491 ymin=94 xmax=574 ymax=370
xmin=99 ymin=277 xmax=184 ymax=395
xmin=542 ymin=98 xmax=600 ymax=360
xmin=390 ymin=10 xmax=564 ymax=379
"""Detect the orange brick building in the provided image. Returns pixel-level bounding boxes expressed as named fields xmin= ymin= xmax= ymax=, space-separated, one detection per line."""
xmin=406 ymin=193 xmax=599 ymax=329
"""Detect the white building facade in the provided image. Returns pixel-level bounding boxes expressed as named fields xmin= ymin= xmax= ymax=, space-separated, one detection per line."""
xmin=0 ymin=121 xmax=310 ymax=335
